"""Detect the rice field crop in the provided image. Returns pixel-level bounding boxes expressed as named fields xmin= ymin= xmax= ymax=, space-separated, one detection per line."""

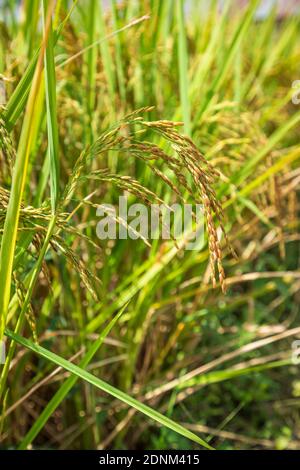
xmin=0 ymin=0 xmax=300 ymax=451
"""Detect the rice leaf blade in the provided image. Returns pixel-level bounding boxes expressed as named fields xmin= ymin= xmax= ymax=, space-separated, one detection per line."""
xmin=5 ymin=328 xmax=213 ymax=450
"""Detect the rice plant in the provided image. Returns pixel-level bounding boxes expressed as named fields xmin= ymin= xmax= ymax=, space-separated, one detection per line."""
xmin=0 ymin=0 xmax=300 ymax=450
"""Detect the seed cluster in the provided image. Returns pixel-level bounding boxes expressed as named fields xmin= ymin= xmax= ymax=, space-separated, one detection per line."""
xmin=64 ymin=109 xmax=231 ymax=292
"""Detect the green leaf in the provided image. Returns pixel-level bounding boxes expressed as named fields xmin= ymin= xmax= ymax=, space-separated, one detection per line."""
xmin=5 ymin=328 xmax=213 ymax=450
xmin=177 ymin=0 xmax=191 ymax=136
xmin=0 ymin=7 xmax=54 ymax=340
xmin=43 ymin=0 xmax=60 ymax=211
xmin=19 ymin=303 xmax=128 ymax=449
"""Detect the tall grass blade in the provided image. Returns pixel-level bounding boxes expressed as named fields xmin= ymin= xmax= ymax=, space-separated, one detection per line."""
xmin=177 ymin=0 xmax=191 ymax=136
xmin=19 ymin=303 xmax=129 ymax=449
xmin=0 ymin=2 xmax=55 ymax=341
xmin=5 ymin=329 xmax=213 ymax=450
xmin=43 ymin=0 xmax=60 ymax=211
